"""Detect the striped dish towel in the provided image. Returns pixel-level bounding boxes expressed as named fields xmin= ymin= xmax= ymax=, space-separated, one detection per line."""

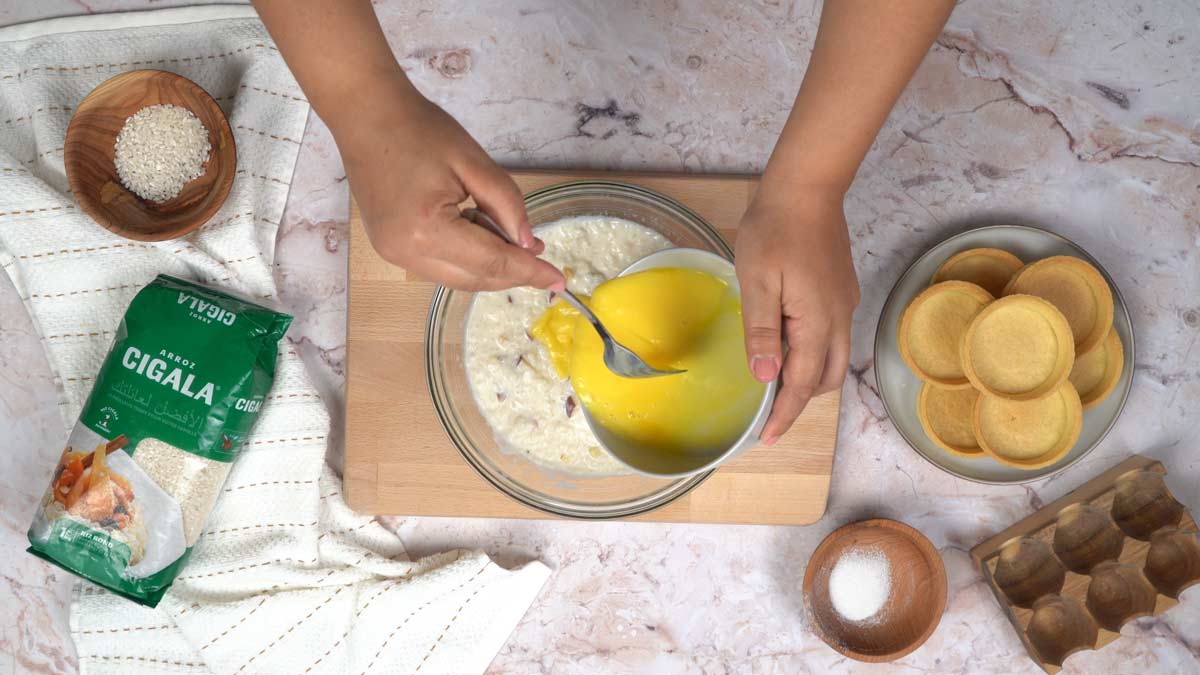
xmin=0 ymin=7 xmax=549 ymax=675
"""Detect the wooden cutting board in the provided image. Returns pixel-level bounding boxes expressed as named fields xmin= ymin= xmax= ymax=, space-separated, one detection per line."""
xmin=344 ymin=170 xmax=839 ymax=524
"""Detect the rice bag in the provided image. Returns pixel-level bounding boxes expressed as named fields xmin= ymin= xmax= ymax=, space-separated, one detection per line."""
xmin=27 ymin=274 xmax=291 ymax=606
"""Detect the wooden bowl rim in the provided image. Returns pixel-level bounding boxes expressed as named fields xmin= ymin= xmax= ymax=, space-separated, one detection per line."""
xmin=64 ymin=68 xmax=236 ymax=242
xmin=802 ymin=517 xmax=948 ymax=663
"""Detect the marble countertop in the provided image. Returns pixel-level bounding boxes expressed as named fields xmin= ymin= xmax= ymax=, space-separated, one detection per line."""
xmin=3 ymin=1 xmax=1199 ymax=673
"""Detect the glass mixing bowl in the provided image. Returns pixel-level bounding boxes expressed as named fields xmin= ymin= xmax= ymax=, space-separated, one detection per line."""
xmin=426 ymin=181 xmax=734 ymax=519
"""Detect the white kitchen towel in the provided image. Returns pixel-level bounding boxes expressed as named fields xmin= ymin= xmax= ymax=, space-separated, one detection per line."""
xmin=0 ymin=7 xmax=549 ymax=675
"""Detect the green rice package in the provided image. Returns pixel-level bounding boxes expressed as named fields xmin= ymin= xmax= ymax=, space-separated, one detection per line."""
xmin=27 ymin=274 xmax=292 ymax=606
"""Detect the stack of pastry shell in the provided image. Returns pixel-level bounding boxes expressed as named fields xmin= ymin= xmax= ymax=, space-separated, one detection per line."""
xmin=899 ymin=248 xmax=1123 ymax=470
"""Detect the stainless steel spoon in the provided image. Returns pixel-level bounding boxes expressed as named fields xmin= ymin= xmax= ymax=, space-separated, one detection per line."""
xmin=462 ymin=207 xmax=684 ymax=379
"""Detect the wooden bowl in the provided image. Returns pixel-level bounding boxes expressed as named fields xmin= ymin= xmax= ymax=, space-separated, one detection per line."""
xmin=65 ymin=69 xmax=235 ymax=241
xmin=803 ymin=518 xmax=947 ymax=662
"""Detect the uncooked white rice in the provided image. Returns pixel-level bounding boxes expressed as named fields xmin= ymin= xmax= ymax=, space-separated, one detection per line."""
xmin=132 ymin=438 xmax=231 ymax=547
xmin=114 ymin=103 xmax=211 ymax=202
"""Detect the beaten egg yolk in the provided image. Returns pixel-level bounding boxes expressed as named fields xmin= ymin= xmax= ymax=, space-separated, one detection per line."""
xmin=530 ymin=267 xmax=764 ymax=455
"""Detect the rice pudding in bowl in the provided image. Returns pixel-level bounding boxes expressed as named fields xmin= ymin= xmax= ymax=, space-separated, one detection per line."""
xmin=466 ymin=216 xmax=671 ymax=475
xmin=426 ymin=181 xmax=734 ymax=518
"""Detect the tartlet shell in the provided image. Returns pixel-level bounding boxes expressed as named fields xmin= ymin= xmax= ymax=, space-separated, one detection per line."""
xmin=898 ymin=280 xmax=995 ymax=388
xmin=932 ymin=247 xmax=1024 ymax=298
xmin=1069 ymin=329 xmax=1124 ymax=409
xmin=917 ymin=383 xmax=983 ymax=457
xmin=1003 ymin=255 xmax=1114 ymax=357
xmin=962 ymin=294 xmax=1075 ymax=401
xmin=973 ymin=382 xmax=1083 ymax=470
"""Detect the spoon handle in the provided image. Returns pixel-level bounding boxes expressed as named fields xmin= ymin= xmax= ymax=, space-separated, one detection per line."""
xmin=461 ymin=207 xmax=611 ymax=331
xmin=461 ymin=207 xmax=517 ymax=246
xmin=463 ymin=207 xmax=681 ymax=378
xmin=554 ymin=288 xmax=610 ymax=341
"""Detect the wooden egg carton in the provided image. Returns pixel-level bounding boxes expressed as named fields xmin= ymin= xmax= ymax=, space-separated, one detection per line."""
xmin=971 ymin=455 xmax=1200 ymax=673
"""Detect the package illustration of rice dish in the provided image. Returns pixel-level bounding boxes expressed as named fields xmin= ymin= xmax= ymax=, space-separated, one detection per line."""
xmin=27 ymin=274 xmax=291 ymax=606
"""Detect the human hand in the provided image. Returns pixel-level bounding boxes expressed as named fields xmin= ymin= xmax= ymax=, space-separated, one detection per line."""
xmin=735 ymin=186 xmax=860 ymax=445
xmin=339 ymin=89 xmax=563 ymax=291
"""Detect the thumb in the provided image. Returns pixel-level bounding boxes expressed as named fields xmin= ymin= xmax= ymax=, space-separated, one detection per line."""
xmin=453 ymin=218 xmax=564 ymax=291
xmin=458 ymin=157 xmax=535 ymax=249
xmin=738 ymin=269 xmax=783 ymax=382
xmin=512 ymin=249 xmax=567 ymax=291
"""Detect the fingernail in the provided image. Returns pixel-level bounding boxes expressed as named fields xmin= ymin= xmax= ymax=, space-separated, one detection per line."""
xmin=762 ymin=434 xmax=779 ymax=446
xmin=751 ymin=356 xmax=778 ymax=382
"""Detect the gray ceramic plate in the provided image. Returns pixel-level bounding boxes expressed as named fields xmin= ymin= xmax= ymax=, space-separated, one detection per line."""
xmin=873 ymin=225 xmax=1134 ymax=484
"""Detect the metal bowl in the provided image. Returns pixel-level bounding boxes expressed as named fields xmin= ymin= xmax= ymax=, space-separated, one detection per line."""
xmin=873 ymin=225 xmax=1134 ymax=484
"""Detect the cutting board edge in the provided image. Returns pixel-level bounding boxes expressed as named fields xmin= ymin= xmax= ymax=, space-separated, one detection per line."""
xmin=341 ymin=398 xmax=840 ymax=524
xmin=341 ymin=468 xmax=835 ymax=525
